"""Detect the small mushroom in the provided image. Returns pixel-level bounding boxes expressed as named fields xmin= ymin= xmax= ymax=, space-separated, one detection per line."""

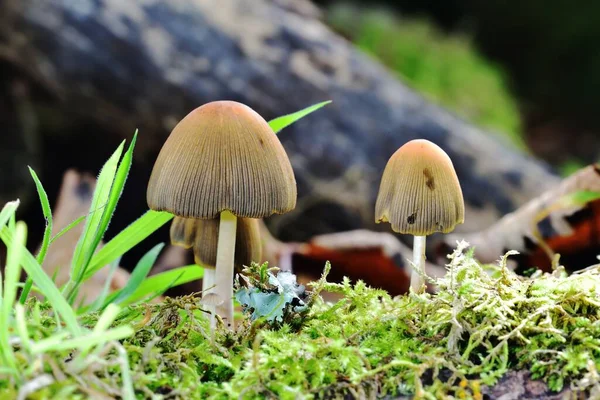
xmin=375 ymin=139 xmax=464 ymax=293
xmin=147 ymin=101 xmax=296 ymax=327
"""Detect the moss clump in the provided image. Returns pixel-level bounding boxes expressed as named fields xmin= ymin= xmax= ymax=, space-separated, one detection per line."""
xmin=4 ymin=241 xmax=600 ymax=398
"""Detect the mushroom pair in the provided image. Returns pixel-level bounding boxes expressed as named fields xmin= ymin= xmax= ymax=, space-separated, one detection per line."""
xmin=375 ymin=139 xmax=465 ymax=293
xmin=147 ymin=101 xmax=296 ymax=327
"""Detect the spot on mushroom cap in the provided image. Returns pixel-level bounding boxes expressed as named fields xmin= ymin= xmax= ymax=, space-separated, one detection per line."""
xmin=147 ymin=101 xmax=297 ymax=218
xmin=375 ymin=139 xmax=465 ymax=235
xmin=171 ymin=217 xmax=262 ymax=270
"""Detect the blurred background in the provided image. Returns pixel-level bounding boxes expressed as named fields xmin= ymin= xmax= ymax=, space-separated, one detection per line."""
xmin=1 ymin=0 xmax=598 ymax=271
xmin=322 ymin=0 xmax=600 ymax=171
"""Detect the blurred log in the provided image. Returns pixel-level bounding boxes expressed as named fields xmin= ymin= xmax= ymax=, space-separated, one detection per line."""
xmin=0 ymin=0 xmax=559 ymax=244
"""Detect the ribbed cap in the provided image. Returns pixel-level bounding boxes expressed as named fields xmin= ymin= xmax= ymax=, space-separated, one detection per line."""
xmin=147 ymin=101 xmax=297 ymax=218
xmin=375 ymin=139 xmax=464 ymax=235
xmin=169 ymin=217 xmax=262 ymax=269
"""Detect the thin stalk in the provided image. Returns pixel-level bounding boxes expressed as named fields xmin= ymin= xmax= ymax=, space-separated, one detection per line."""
xmin=214 ymin=210 xmax=237 ymax=329
xmin=202 ymin=268 xmax=216 ymax=329
xmin=411 ymin=235 xmax=427 ymax=293
xmin=202 ymin=268 xmax=215 ymax=294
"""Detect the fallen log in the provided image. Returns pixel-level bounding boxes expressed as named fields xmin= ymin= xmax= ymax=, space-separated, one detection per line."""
xmin=0 ymin=0 xmax=559 ymax=244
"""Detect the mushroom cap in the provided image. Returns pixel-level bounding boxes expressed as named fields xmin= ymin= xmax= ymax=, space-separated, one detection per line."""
xmin=375 ymin=139 xmax=464 ymax=235
xmin=170 ymin=216 xmax=262 ymax=270
xmin=147 ymin=101 xmax=297 ymax=219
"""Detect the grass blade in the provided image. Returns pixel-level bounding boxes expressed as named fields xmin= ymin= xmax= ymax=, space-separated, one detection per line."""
xmin=49 ymin=215 xmax=86 ymax=244
xmin=0 ymin=220 xmax=27 ymax=372
xmin=121 ymin=265 xmax=203 ymax=306
xmin=85 ymin=260 xmax=121 ymax=313
xmin=20 ymin=167 xmax=54 ymax=303
xmin=91 ymin=132 xmax=138 ymax=264
xmin=30 ymin=326 xmax=133 ymax=354
xmin=268 ymin=100 xmax=331 ymax=133
xmin=110 ymin=243 xmax=165 ymax=306
xmin=70 ymin=140 xmax=125 ymax=283
xmin=85 ymin=210 xmax=173 ymax=280
xmin=28 ymin=167 xmax=53 ymax=264
xmin=0 ymin=200 xmax=20 ymax=232
xmin=0 ymin=227 xmax=81 ymax=336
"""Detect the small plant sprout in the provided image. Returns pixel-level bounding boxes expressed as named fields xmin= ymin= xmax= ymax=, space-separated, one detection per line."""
xmin=147 ymin=101 xmax=296 ymax=327
xmin=375 ymin=139 xmax=464 ymax=293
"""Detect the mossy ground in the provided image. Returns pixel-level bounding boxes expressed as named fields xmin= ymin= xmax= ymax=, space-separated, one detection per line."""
xmin=3 ymin=241 xmax=600 ymax=399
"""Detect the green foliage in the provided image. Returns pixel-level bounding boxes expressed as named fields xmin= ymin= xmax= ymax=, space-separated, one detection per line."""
xmin=0 ymin=101 xmax=335 ymax=397
xmin=66 ymin=133 xmax=137 ymax=303
xmin=6 ymin=242 xmax=600 ymax=397
xmin=327 ymin=4 xmax=525 ymax=150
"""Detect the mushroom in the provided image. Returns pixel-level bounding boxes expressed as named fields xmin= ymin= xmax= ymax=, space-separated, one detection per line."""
xmin=375 ymin=139 xmax=464 ymax=293
xmin=147 ymin=101 xmax=296 ymax=327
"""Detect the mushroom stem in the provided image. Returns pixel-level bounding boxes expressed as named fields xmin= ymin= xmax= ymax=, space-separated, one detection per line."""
xmin=202 ymin=268 xmax=215 ymax=293
xmin=411 ymin=235 xmax=427 ymax=293
xmin=202 ymin=268 xmax=216 ymax=329
xmin=214 ymin=210 xmax=237 ymax=328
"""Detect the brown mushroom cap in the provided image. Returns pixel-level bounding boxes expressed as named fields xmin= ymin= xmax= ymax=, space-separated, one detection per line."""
xmin=170 ymin=217 xmax=262 ymax=269
xmin=147 ymin=101 xmax=296 ymax=219
xmin=375 ymin=139 xmax=464 ymax=235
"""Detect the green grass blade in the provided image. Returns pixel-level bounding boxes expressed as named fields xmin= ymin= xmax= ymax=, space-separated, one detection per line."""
xmin=49 ymin=215 xmax=86 ymax=244
xmin=0 ymin=227 xmax=82 ymax=336
xmin=28 ymin=167 xmax=53 ymax=264
xmin=85 ymin=260 xmax=121 ymax=313
xmin=91 ymin=132 xmax=138 ymax=265
xmin=121 ymin=265 xmax=203 ymax=306
xmin=20 ymin=167 xmax=54 ymax=303
xmin=30 ymin=326 xmax=133 ymax=354
xmin=85 ymin=210 xmax=173 ymax=280
xmin=70 ymin=140 xmax=125 ymax=282
xmin=111 ymin=243 xmax=164 ymax=306
xmin=268 ymin=100 xmax=331 ymax=133
xmin=0 ymin=220 xmax=26 ymax=372
xmin=0 ymin=200 xmax=20 ymax=232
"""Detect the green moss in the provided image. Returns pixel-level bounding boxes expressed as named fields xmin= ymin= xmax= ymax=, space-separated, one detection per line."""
xmin=327 ymin=4 xmax=526 ymax=151
xmin=4 ymin=242 xmax=600 ymax=398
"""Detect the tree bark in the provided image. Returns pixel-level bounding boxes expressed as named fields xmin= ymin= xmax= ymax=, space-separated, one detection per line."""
xmin=0 ymin=0 xmax=559 ymax=242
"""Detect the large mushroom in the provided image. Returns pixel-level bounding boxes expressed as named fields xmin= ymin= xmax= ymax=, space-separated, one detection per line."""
xmin=375 ymin=139 xmax=464 ymax=293
xmin=147 ymin=101 xmax=296 ymax=327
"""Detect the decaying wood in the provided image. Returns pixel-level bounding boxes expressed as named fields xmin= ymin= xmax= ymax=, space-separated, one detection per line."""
xmin=440 ymin=164 xmax=600 ymax=271
xmin=41 ymin=169 xmax=130 ymax=305
xmin=0 ymin=0 xmax=559 ymax=242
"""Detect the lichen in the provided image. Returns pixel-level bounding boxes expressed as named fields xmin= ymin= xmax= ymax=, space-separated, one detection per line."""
xmin=3 ymin=241 xmax=600 ymax=399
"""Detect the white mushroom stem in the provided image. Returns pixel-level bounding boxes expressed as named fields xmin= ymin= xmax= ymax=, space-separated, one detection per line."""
xmin=214 ymin=210 xmax=237 ymax=328
xmin=411 ymin=235 xmax=427 ymax=293
xmin=202 ymin=268 xmax=216 ymax=293
xmin=202 ymin=268 xmax=216 ymax=329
